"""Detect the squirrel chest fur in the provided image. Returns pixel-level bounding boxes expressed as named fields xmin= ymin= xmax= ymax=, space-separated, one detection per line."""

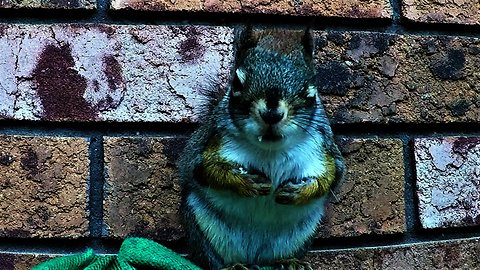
xmin=179 ymin=28 xmax=345 ymax=270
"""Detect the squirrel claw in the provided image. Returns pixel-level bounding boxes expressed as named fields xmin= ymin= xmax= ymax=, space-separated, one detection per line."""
xmin=251 ymin=182 xmax=272 ymax=196
xmin=234 ymin=167 xmax=272 ymax=196
xmin=275 ymin=178 xmax=315 ymax=205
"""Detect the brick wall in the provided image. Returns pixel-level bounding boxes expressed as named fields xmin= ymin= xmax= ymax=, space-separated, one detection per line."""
xmin=0 ymin=0 xmax=479 ymax=269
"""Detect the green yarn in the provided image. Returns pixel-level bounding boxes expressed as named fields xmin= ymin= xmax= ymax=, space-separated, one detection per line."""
xmin=32 ymin=237 xmax=277 ymax=270
xmin=32 ymin=237 xmax=201 ymax=270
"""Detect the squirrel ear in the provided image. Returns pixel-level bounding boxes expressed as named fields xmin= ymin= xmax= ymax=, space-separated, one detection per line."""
xmin=235 ymin=25 xmax=256 ymax=60
xmin=301 ymin=28 xmax=314 ymax=60
xmin=235 ymin=68 xmax=247 ymax=85
xmin=231 ymin=68 xmax=246 ymax=96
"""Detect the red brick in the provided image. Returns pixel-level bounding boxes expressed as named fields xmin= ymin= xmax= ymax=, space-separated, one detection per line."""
xmin=0 ymin=253 xmax=54 ymax=270
xmin=0 ymin=0 xmax=95 ymax=9
xmin=103 ymin=137 xmax=185 ymax=241
xmin=315 ymin=31 xmax=480 ymax=124
xmin=307 ymin=237 xmax=480 ymax=269
xmin=403 ymin=0 xmax=480 ymax=25
xmin=0 ymin=136 xmax=89 ymax=238
xmin=2 ymin=27 xmax=478 ymax=124
xmin=0 ymin=24 xmax=233 ymax=123
xmin=415 ymin=137 xmax=480 ymax=229
xmin=104 ymin=137 xmax=406 ymax=241
xmin=110 ymin=0 xmax=392 ymax=19
xmin=319 ymin=139 xmax=406 ymax=238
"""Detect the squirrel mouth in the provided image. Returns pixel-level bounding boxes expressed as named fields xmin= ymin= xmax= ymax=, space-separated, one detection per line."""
xmin=258 ymin=127 xmax=283 ymax=142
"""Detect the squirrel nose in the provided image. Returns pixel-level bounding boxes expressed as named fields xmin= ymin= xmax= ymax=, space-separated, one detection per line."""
xmin=260 ymin=110 xmax=284 ymax=125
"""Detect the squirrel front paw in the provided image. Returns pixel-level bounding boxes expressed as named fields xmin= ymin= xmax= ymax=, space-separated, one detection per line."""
xmin=275 ymin=177 xmax=318 ymax=205
xmin=232 ymin=167 xmax=271 ymax=197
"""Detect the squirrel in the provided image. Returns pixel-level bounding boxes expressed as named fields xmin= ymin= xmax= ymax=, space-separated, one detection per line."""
xmin=178 ymin=27 xmax=346 ymax=270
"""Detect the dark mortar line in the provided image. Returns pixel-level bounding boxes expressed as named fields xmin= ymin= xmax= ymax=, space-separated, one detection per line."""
xmin=1 ymin=9 xmax=480 ymax=38
xmin=0 ymin=121 xmax=479 ymax=138
xmin=0 ymin=8 xmax=391 ymax=27
xmin=333 ymin=122 xmax=480 ymax=138
xmin=0 ymin=237 xmax=122 ymax=255
xmin=1 ymin=230 xmax=480 ymax=257
xmin=400 ymin=135 xmax=422 ymax=236
xmin=0 ymin=120 xmax=196 ymax=138
xmin=0 ymin=237 xmax=186 ymax=256
xmin=389 ymin=0 xmax=402 ymax=23
xmin=0 ymin=9 xmax=97 ymax=24
xmin=385 ymin=0 xmax=403 ymax=34
xmin=312 ymin=226 xmax=480 ymax=251
xmin=398 ymin=21 xmax=480 ymax=38
xmin=93 ymin=0 xmax=109 ymax=22
xmin=88 ymin=136 xmax=105 ymax=239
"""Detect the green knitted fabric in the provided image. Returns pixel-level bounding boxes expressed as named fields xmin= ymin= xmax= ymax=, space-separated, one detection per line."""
xmin=33 ymin=237 xmax=277 ymax=270
xmin=32 ymin=237 xmax=201 ymax=270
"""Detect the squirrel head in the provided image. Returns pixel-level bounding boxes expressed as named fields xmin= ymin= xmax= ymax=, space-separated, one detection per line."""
xmin=224 ymin=28 xmax=321 ymax=150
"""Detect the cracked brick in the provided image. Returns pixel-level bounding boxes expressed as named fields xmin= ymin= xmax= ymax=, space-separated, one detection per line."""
xmin=415 ymin=137 xmax=480 ymax=229
xmin=403 ymin=0 xmax=480 ymax=25
xmin=103 ymin=137 xmax=185 ymax=241
xmin=110 ymin=0 xmax=392 ymax=19
xmin=0 ymin=136 xmax=89 ymax=238
xmin=319 ymin=138 xmax=406 ymax=238
xmin=0 ymin=24 xmax=233 ymax=123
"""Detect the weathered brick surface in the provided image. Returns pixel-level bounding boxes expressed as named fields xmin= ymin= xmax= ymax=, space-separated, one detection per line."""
xmin=103 ymin=137 xmax=185 ymax=241
xmin=0 ymin=0 xmax=95 ymax=9
xmin=0 ymin=24 xmax=233 ymax=122
xmin=0 ymin=136 xmax=89 ymax=238
xmin=103 ymin=137 xmax=406 ymax=240
xmin=415 ymin=137 xmax=480 ymax=229
xmin=315 ymin=31 xmax=480 ymax=124
xmin=308 ymin=237 xmax=480 ymax=269
xmin=110 ymin=0 xmax=392 ymax=19
xmin=1 ymin=26 xmax=478 ymax=124
xmin=319 ymin=139 xmax=406 ymax=238
xmin=403 ymin=0 xmax=480 ymax=25
xmin=0 ymin=253 xmax=53 ymax=270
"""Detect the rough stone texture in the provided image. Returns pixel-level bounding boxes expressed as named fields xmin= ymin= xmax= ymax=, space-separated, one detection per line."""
xmin=110 ymin=0 xmax=392 ymax=19
xmin=103 ymin=137 xmax=185 ymax=241
xmin=415 ymin=137 xmax=480 ymax=229
xmin=0 ymin=253 xmax=54 ymax=270
xmin=315 ymin=31 xmax=480 ymax=124
xmin=308 ymin=237 xmax=480 ymax=269
xmin=2 ymin=26 xmax=479 ymax=124
xmin=0 ymin=0 xmax=95 ymax=9
xmin=0 ymin=24 xmax=233 ymax=122
xmin=103 ymin=137 xmax=406 ymax=241
xmin=0 ymin=136 xmax=89 ymax=238
xmin=403 ymin=0 xmax=480 ymax=25
xmin=319 ymin=139 xmax=406 ymax=238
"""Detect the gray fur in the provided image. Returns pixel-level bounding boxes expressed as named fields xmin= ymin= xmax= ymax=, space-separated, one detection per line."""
xmin=178 ymin=28 xmax=345 ymax=269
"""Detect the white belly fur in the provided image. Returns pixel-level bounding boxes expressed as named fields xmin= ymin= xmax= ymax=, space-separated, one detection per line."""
xmin=188 ymin=134 xmax=328 ymax=265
